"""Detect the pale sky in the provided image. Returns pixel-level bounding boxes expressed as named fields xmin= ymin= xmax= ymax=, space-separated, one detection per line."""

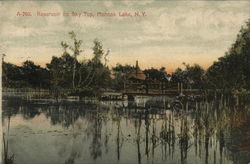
xmin=0 ymin=1 xmax=249 ymax=73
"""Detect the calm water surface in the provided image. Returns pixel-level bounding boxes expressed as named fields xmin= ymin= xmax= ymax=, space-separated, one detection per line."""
xmin=2 ymin=96 xmax=250 ymax=164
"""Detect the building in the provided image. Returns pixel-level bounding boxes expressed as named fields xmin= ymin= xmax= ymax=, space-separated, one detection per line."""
xmin=125 ymin=61 xmax=147 ymax=93
xmin=127 ymin=61 xmax=146 ymax=81
xmin=124 ymin=61 xmax=177 ymax=95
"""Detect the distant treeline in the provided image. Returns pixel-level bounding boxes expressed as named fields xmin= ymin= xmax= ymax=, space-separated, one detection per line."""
xmin=2 ymin=19 xmax=250 ymax=93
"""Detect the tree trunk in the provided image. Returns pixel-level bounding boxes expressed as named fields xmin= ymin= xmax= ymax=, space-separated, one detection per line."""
xmin=72 ymin=58 xmax=76 ymax=89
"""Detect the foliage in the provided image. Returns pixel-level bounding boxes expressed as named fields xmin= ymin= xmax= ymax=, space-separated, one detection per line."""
xmin=111 ymin=64 xmax=135 ymax=90
xmin=2 ymin=61 xmax=49 ymax=88
xmin=2 ymin=20 xmax=250 ymax=94
xmin=46 ymin=53 xmax=79 ymax=89
xmin=206 ymin=19 xmax=250 ymax=90
xmin=2 ymin=32 xmax=112 ymax=97
xmin=22 ymin=60 xmax=50 ymax=88
xmin=112 ymin=64 xmax=135 ymax=73
xmin=84 ymin=39 xmax=111 ymax=89
xmin=143 ymin=67 xmax=168 ymax=82
xmin=2 ymin=62 xmax=23 ymax=88
xmin=171 ymin=63 xmax=205 ymax=89
xmin=46 ymin=33 xmax=111 ymax=96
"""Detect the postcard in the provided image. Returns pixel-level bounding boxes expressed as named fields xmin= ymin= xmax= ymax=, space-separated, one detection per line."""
xmin=1 ymin=0 xmax=250 ymax=164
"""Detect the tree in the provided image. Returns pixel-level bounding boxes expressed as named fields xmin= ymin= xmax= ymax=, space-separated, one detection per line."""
xmin=171 ymin=63 xmax=205 ymax=89
xmin=143 ymin=67 xmax=168 ymax=82
xmin=112 ymin=64 xmax=135 ymax=90
xmin=17 ymin=60 xmax=49 ymax=88
xmin=184 ymin=64 xmax=205 ymax=89
xmin=206 ymin=19 xmax=250 ymax=90
xmin=86 ymin=39 xmax=111 ymax=89
xmin=60 ymin=31 xmax=83 ymax=89
xmin=92 ymin=39 xmax=104 ymax=65
xmin=46 ymin=54 xmax=77 ymax=89
xmin=172 ymin=68 xmax=187 ymax=84
xmin=2 ymin=62 xmax=23 ymax=88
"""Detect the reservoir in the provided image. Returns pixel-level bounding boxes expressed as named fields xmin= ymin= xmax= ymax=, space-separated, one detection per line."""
xmin=2 ymin=96 xmax=250 ymax=164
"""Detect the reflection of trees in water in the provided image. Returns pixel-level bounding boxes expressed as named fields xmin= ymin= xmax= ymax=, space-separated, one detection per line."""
xmin=134 ymin=113 xmax=142 ymax=164
xmin=45 ymin=102 xmax=102 ymax=128
xmin=144 ymin=110 xmax=150 ymax=158
xmin=159 ymin=110 xmax=176 ymax=161
xmin=191 ymin=96 xmax=250 ymax=164
xmin=62 ymin=104 xmax=111 ymax=163
xmin=2 ymin=98 xmax=36 ymax=121
xmin=45 ymin=104 xmax=86 ymax=128
xmin=3 ymin=116 xmax=15 ymax=164
xmin=3 ymin=139 xmax=15 ymax=164
xmin=178 ymin=112 xmax=189 ymax=164
xmin=3 ymin=99 xmax=100 ymax=128
xmin=84 ymin=104 xmax=110 ymax=160
xmin=89 ymin=110 xmax=103 ymax=160
xmin=3 ymin=95 xmax=250 ymax=163
xmin=129 ymin=95 xmax=249 ymax=164
xmin=64 ymin=158 xmax=74 ymax=164
xmin=115 ymin=111 xmax=123 ymax=161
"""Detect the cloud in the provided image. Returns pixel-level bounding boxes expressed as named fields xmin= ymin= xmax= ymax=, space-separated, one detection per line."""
xmin=1 ymin=1 xmax=249 ymax=71
xmin=142 ymin=2 xmax=249 ymax=41
xmin=0 ymin=1 xmax=65 ymax=38
xmin=70 ymin=17 xmax=106 ymax=32
xmin=121 ymin=0 xmax=155 ymax=6
xmin=39 ymin=2 xmax=65 ymax=25
xmin=0 ymin=23 xmax=37 ymax=37
xmin=0 ymin=1 xmax=38 ymax=20
xmin=103 ymin=1 xmax=114 ymax=8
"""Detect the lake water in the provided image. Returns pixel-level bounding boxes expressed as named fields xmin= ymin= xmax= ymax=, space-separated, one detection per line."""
xmin=2 ymin=96 xmax=250 ymax=164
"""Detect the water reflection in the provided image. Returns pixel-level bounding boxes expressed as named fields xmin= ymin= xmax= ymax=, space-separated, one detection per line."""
xmin=2 ymin=95 xmax=250 ymax=164
xmin=3 ymin=115 xmax=15 ymax=164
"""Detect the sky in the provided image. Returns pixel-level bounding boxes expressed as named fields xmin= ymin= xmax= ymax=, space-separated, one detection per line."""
xmin=0 ymin=1 xmax=249 ymax=73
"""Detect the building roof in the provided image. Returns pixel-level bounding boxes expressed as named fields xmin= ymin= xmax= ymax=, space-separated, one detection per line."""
xmin=128 ymin=61 xmax=146 ymax=81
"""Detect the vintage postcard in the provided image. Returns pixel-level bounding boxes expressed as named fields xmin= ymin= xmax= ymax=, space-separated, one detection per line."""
xmin=1 ymin=0 xmax=250 ymax=164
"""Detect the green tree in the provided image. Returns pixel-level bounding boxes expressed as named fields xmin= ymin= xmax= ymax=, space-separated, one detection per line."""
xmin=143 ymin=67 xmax=167 ymax=82
xmin=60 ymin=31 xmax=83 ymax=89
xmin=2 ymin=62 xmax=23 ymax=88
xmin=172 ymin=63 xmax=205 ymax=89
xmin=184 ymin=63 xmax=205 ymax=89
xmin=86 ymin=39 xmax=111 ymax=89
xmin=46 ymin=54 xmax=77 ymax=89
xmin=112 ymin=64 xmax=135 ymax=90
xmin=24 ymin=61 xmax=49 ymax=88
xmin=206 ymin=19 xmax=250 ymax=90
